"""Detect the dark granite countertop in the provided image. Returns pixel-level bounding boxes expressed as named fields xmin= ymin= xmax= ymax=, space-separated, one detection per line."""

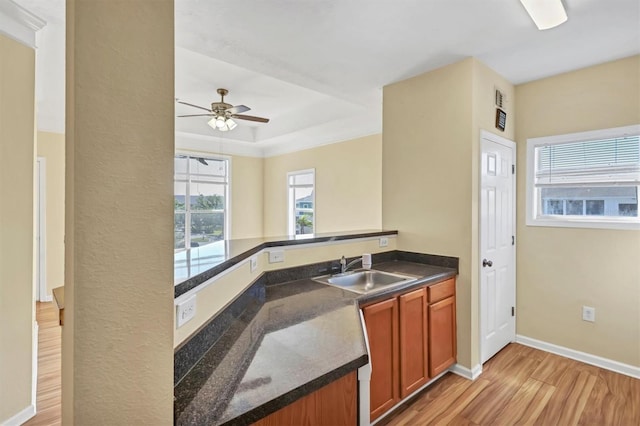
xmin=173 ymin=256 xmax=457 ymax=425
xmin=174 ymin=280 xmax=367 ymax=425
xmin=174 ymin=229 xmax=398 ymax=297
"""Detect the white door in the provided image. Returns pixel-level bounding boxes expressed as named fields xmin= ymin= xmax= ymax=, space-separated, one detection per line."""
xmin=480 ymin=130 xmax=516 ymax=363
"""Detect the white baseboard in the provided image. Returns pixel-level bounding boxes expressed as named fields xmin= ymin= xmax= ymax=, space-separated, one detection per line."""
xmin=1 ymin=404 xmax=36 ymax=426
xmin=40 ymin=295 xmax=52 ymax=303
xmin=33 ymin=322 xmax=39 ymax=408
xmin=449 ymin=363 xmax=483 ymax=380
xmin=516 ymin=335 xmax=640 ymax=380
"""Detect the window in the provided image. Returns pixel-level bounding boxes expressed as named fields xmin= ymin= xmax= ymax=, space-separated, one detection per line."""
xmin=565 ymin=199 xmax=583 ymax=215
xmin=288 ymin=169 xmax=315 ymax=235
xmin=586 ymin=200 xmax=604 ymax=216
xmin=174 ymin=155 xmax=229 ymax=250
xmin=527 ymin=125 xmax=640 ymax=230
xmin=619 ymin=203 xmax=638 ymax=217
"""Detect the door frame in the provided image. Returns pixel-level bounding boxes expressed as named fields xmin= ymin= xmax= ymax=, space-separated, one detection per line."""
xmin=478 ymin=129 xmax=516 ymax=364
xmin=36 ymin=156 xmax=49 ymax=302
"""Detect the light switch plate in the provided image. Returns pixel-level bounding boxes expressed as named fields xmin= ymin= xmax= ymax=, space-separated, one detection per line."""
xmin=250 ymin=255 xmax=258 ymax=272
xmin=269 ymin=250 xmax=285 ymax=263
xmin=176 ymin=295 xmax=196 ymax=328
xmin=379 ymin=237 xmax=389 ymax=247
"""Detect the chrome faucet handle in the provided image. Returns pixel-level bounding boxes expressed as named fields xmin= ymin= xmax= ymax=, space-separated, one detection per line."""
xmin=340 ymin=255 xmax=347 ymax=272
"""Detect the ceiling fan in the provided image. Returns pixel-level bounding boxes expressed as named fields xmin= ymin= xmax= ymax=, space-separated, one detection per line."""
xmin=176 ymin=88 xmax=270 ymax=132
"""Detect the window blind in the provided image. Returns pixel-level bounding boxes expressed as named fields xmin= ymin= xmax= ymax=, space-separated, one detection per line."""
xmin=535 ymin=135 xmax=640 ymax=186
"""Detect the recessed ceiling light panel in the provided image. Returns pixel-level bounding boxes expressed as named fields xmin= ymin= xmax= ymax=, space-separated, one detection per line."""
xmin=520 ymin=0 xmax=568 ymax=30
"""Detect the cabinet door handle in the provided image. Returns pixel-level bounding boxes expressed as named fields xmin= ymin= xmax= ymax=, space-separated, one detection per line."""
xmin=482 ymin=259 xmax=493 ymax=268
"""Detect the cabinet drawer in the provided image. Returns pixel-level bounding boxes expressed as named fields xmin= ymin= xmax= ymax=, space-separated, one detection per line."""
xmin=427 ymin=278 xmax=455 ymax=303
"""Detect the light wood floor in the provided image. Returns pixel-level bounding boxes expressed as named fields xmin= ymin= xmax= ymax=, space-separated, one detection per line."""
xmin=24 ymin=302 xmax=61 ymax=426
xmin=22 ymin=304 xmax=640 ymax=426
xmin=383 ymin=343 xmax=640 ymax=426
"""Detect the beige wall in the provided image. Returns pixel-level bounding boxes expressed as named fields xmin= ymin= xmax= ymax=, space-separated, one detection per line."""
xmin=37 ymin=131 xmax=65 ymax=297
xmin=64 ymin=1 xmax=174 ymax=423
xmin=0 ymin=34 xmax=36 ymax=422
xmin=231 ymin=155 xmax=264 ymax=238
xmin=263 ymin=134 xmax=382 ymax=237
xmin=515 ymin=56 xmax=640 ymax=367
xmin=382 ymin=58 xmax=515 ymax=369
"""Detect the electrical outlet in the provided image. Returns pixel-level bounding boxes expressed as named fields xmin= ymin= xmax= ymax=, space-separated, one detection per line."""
xmin=582 ymin=305 xmax=595 ymax=322
xmin=176 ymin=295 xmax=196 ymax=328
xmin=379 ymin=237 xmax=389 ymax=247
xmin=250 ymin=255 xmax=258 ymax=272
xmin=269 ymin=250 xmax=285 ymax=263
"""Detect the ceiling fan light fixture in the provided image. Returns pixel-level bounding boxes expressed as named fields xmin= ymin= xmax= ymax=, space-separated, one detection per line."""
xmin=215 ymin=116 xmax=227 ymax=129
xmin=179 ymin=89 xmax=270 ymax=133
xmin=207 ymin=115 xmax=236 ymax=132
xmin=226 ymin=118 xmax=237 ymax=130
xmin=520 ymin=0 xmax=567 ymax=30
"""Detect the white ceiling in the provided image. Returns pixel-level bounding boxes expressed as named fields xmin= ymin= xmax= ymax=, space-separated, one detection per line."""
xmin=11 ymin=0 xmax=640 ymax=155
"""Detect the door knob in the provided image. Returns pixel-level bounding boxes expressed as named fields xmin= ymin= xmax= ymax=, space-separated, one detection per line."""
xmin=482 ymin=259 xmax=493 ymax=268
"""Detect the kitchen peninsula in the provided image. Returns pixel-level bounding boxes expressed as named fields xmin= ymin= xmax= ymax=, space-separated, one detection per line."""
xmin=173 ymin=230 xmax=458 ymax=425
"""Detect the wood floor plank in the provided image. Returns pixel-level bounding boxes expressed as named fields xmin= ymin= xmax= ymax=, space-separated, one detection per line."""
xmin=446 ymin=414 xmax=478 ymax=426
xmin=479 ymin=343 xmax=523 ymax=380
xmin=386 ymin=374 xmax=474 ymax=426
xmin=405 ymin=373 xmax=470 ymax=412
xmin=509 ymin=344 xmax=548 ymax=362
xmin=24 ymin=302 xmax=62 ymax=426
xmin=596 ymin=368 xmax=640 ymax=425
xmin=534 ymin=368 xmax=597 ymax=426
xmin=389 ymin=343 xmax=639 ymax=426
xmin=530 ymin=351 xmax=574 ymax=386
xmin=428 ymin=379 xmax=491 ymax=425
xmin=577 ymin=370 xmax=625 ymax=426
xmin=460 ymin=355 xmax=540 ymax=424
xmin=493 ymin=377 xmax=555 ymax=425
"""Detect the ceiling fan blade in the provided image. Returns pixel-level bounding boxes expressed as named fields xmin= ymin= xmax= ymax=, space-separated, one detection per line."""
xmin=227 ymin=105 xmax=250 ymax=115
xmin=177 ymin=114 xmax=214 ymax=117
xmin=232 ymin=114 xmax=270 ymax=123
xmin=176 ymin=100 xmax=212 ymax=112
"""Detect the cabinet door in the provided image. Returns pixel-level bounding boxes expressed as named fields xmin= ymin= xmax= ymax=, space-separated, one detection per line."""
xmin=363 ymin=297 xmax=399 ymax=421
xmin=428 ymin=296 xmax=457 ymax=377
xmin=252 ymin=371 xmax=357 ymax=426
xmin=399 ymin=287 xmax=429 ymax=398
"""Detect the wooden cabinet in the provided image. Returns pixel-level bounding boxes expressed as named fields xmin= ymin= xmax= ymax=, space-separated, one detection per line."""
xmin=399 ymin=287 xmax=429 ymax=398
xmin=362 ymin=297 xmax=399 ymax=421
xmin=252 ymin=371 xmax=357 ymax=426
xmin=427 ymin=278 xmax=457 ymax=377
xmin=363 ymin=277 xmax=456 ymax=421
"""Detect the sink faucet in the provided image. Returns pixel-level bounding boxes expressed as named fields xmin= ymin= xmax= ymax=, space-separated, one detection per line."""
xmin=340 ymin=256 xmax=361 ymax=274
xmin=339 ymin=254 xmax=372 ymax=274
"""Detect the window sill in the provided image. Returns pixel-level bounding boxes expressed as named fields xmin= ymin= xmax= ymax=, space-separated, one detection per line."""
xmin=526 ymin=216 xmax=640 ymax=231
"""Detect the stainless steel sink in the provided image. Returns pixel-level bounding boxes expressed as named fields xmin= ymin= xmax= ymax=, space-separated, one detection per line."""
xmin=313 ymin=269 xmax=417 ymax=294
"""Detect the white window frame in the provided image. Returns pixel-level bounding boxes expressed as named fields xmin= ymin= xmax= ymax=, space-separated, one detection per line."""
xmin=526 ymin=124 xmax=640 ymax=230
xmin=175 ymin=152 xmax=231 ymax=251
xmin=287 ymin=168 xmax=315 ymax=235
